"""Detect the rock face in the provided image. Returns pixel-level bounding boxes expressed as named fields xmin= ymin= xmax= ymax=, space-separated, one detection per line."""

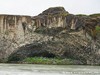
xmin=0 ymin=7 xmax=100 ymax=65
xmin=66 ymin=14 xmax=84 ymax=30
xmin=8 ymin=27 xmax=100 ymax=65
xmin=32 ymin=7 xmax=68 ymax=28
xmin=0 ymin=15 xmax=34 ymax=61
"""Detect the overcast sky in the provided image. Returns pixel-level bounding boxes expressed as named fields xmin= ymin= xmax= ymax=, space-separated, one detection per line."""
xmin=0 ymin=0 xmax=100 ymax=16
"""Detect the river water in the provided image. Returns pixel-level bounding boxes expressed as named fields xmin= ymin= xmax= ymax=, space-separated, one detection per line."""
xmin=0 ymin=64 xmax=100 ymax=75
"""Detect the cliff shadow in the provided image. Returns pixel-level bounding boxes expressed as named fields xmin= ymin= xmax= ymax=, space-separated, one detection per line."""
xmin=7 ymin=42 xmax=56 ymax=62
xmin=34 ymin=27 xmax=66 ymax=36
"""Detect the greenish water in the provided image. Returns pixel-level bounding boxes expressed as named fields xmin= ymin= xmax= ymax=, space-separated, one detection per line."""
xmin=0 ymin=64 xmax=100 ymax=75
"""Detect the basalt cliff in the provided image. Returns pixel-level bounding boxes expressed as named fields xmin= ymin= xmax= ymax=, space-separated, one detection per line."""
xmin=0 ymin=7 xmax=100 ymax=65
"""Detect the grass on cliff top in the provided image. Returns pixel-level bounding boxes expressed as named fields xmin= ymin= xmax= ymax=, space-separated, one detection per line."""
xmin=22 ymin=57 xmax=81 ymax=65
xmin=89 ymin=13 xmax=100 ymax=17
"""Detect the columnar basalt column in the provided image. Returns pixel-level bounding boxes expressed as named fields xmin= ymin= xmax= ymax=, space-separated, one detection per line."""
xmin=3 ymin=16 xmax=7 ymax=32
xmin=6 ymin=20 xmax=9 ymax=30
xmin=71 ymin=19 xmax=77 ymax=30
xmin=14 ymin=16 xmax=17 ymax=28
xmin=57 ymin=17 xmax=63 ymax=27
xmin=38 ymin=19 xmax=41 ymax=27
xmin=63 ymin=17 xmax=67 ymax=28
xmin=53 ymin=17 xmax=56 ymax=25
xmin=36 ymin=19 xmax=39 ymax=28
xmin=0 ymin=16 xmax=4 ymax=33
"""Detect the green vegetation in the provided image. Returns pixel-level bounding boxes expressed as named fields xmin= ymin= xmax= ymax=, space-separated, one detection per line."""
xmin=60 ymin=12 xmax=68 ymax=17
xmin=96 ymin=26 xmax=100 ymax=31
xmin=76 ymin=14 xmax=88 ymax=17
xmin=22 ymin=57 xmax=80 ymax=65
xmin=89 ymin=13 xmax=100 ymax=17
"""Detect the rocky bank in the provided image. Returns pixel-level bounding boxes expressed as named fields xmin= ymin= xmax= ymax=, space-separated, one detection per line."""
xmin=0 ymin=7 xmax=100 ymax=65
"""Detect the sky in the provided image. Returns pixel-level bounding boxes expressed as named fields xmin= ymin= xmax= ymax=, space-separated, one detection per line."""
xmin=0 ymin=0 xmax=100 ymax=16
